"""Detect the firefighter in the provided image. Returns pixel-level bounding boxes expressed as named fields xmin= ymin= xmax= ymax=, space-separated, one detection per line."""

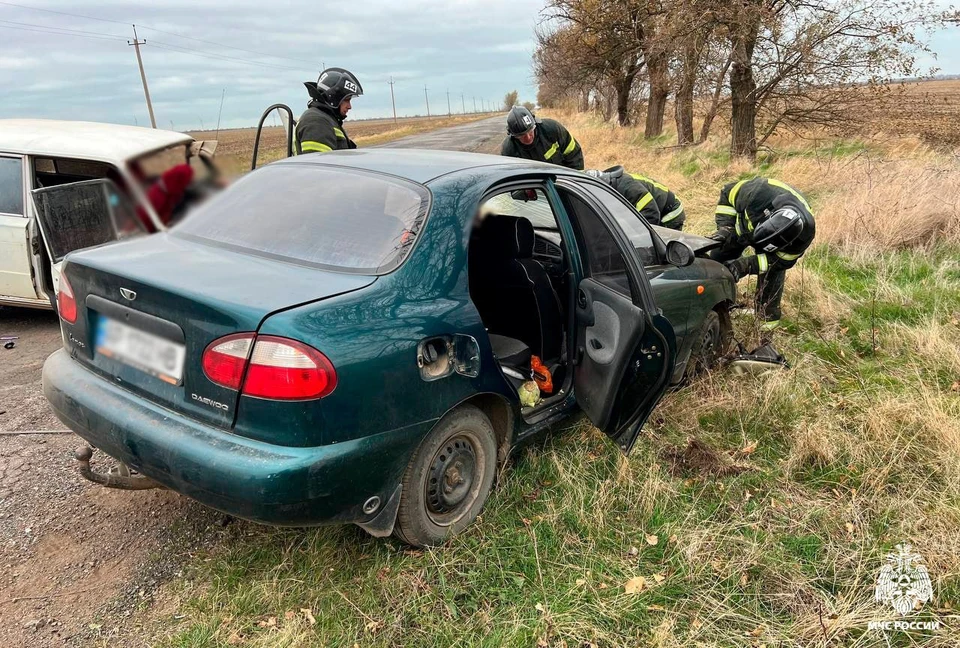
xmin=587 ymin=165 xmax=686 ymax=230
xmin=500 ymin=106 xmax=583 ymax=170
xmin=295 ymin=67 xmax=363 ymax=154
xmin=708 ymin=177 xmax=816 ymax=331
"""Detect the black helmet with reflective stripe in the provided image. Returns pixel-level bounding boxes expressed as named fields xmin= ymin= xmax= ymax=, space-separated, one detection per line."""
xmin=753 ymin=206 xmax=805 ymax=253
xmin=304 ymin=67 xmax=363 ymax=110
xmin=506 ymin=106 xmax=538 ymax=136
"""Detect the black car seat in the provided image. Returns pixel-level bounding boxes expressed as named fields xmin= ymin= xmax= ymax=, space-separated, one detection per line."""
xmin=469 ymin=214 xmax=563 ymax=362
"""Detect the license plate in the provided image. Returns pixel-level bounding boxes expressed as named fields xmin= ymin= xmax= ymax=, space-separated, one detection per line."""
xmin=95 ymin=316 xmax=185 ymax=384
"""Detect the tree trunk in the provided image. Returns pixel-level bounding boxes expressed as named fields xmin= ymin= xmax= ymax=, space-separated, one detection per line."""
xmin=698 ymin=53 xmax=732 ymax=143
xmin=614 ymin=59 xmax=642 ymax=126
xmin=729 ymin=20 xmax=759 ymax=159
xmin=674 ymin=39 xmax=698 ymax=146
xmin=644 ymin=52 xmax=669 ymax=138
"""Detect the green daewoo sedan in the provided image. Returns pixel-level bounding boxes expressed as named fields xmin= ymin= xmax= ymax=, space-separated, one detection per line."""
xmin=42 ymin=149 xmax=735 ymax=546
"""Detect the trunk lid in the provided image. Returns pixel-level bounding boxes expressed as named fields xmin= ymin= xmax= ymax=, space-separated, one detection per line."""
xmin=60 ymin=233 xmax=375 ymax=429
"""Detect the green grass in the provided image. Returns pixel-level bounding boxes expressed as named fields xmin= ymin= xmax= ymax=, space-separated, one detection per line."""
xmin=143 ymin=246 xmax=960 ymax=646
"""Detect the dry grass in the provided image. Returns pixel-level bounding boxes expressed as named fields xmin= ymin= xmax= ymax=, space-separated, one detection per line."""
xmin=550 ymin=105 xmax=960 ymax=257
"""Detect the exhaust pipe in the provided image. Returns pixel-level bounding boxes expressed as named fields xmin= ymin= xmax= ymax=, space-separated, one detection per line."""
xmin=74 ymin=446 xmax=164 ymax=490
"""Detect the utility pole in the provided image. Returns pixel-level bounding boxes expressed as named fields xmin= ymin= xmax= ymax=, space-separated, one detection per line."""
xmin=424 ymin=85 xmax=430 ymax=117
xmin=128 ymin=25 xmax=156 ymax=128
xmin=461 ymin=93 xmax=465 ymax=114
xmin=473 ymin=97 xmax=477 ymax=113
xmin=446 ymin=89 xmax=451 ymax=116
xmin=215 ymin=88 xmax=225 ymax=141
xmin=387 ymin=77 xmax=397 ymax=124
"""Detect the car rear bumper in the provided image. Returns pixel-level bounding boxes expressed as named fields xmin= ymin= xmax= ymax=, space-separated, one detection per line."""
xmin=42 ymin=349 xmax=432 ymax=527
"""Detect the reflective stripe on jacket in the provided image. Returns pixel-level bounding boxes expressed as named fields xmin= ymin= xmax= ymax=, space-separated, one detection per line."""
xmin=295 ymin=102 xmax=355 ymax=154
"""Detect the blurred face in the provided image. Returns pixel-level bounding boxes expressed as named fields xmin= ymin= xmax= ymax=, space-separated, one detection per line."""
xmin=340 ymin=97 xmax=353 ymax=117
xmin=514 ymin=126 xmax=535 ymax=146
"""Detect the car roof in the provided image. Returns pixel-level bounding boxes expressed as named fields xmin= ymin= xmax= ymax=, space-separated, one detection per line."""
xmin=273 ymin=148 xmax=575 ymax=184
xmin=0 ymin=119 xmax=193 ymax=163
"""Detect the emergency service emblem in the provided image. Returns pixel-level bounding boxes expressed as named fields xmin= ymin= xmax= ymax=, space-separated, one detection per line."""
xmin=874 ymin=544 xmax=933 ymax=616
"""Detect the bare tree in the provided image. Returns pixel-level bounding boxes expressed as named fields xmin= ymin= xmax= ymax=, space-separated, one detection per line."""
xmin=539 ymin=0 xmax=663 ymax=128
xmin=503 ymin=90 xmax=519 ymax=111
xmin=718 ymin=0 xmax=949 ymax=158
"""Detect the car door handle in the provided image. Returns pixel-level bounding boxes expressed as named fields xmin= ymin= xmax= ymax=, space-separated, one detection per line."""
xmin=577 ymin=289 xmax=588 ymax=310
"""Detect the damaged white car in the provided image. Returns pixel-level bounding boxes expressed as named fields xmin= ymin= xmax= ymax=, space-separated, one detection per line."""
xmin=0 ymin=119 xmax=216 ymax=310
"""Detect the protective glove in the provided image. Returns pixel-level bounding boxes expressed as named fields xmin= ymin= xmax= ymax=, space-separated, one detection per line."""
xmin=707 ymin=227 xmax=735 ymax=244
xmin=724 ymin=256 xmax=754 ymax=282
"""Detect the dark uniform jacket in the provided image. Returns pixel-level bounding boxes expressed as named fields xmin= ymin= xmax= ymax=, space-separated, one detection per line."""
xmin=295 ymin=101 xmax=356 ymax=154
xmin=610 ymin=172 xmax=685 ymax=228
xmin=500 ymin=118 xmax=583 ymax=170
xmin=715 ymin=177 xmax=816 ymax=274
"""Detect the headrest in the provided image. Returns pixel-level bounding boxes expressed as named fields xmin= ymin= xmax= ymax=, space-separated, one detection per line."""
xmin=476 ymin=215 xmax=535 ymax=259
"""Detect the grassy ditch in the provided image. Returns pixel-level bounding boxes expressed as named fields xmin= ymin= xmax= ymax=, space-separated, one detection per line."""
xmin=149 ymin=111 xmax=960 ymax=648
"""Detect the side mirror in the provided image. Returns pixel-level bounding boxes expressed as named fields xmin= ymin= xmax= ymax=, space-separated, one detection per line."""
xmin=509 ymin=189 xmax=538 ymax=202
xmin=665 ymin=239 xmax=696 ymax=267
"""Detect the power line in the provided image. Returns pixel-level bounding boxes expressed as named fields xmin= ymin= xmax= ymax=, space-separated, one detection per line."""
xmin=0 ymin=1 xmax=129 ymax=25
xmin=139 ymin=26 xmax=316 ymax=66
xmin=0 ymin=15 xmax=306 ymax=74
xmin=0 ymin=0 xmax=316 ymax=66
xmin=146 ymin=41 xmax=303 ymax=72
xmin=0 ymin=19 xmax=125 ymax=41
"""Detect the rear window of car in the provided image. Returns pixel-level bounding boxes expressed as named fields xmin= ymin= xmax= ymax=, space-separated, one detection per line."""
xmin=173 ymin=164 xmax=430 ymax=275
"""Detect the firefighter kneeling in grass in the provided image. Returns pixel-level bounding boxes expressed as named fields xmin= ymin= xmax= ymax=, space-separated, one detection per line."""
xmin=708 ymin=177 xmax=816 ymax=331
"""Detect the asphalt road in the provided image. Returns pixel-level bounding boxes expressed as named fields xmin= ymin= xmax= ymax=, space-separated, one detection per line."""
xmin=376 ymin=114 xmax=505 ymax=153
xmin=0 ymin=113 xmax=510 ymax=646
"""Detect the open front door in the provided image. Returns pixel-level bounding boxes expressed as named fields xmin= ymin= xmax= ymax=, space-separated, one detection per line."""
xmin=559 ymin=182 xmax=676 ymax=454
xmin=574 ymin=279 xmax=675 ymax=452
xmin=31 ymin=179 xmax=145 ymax=291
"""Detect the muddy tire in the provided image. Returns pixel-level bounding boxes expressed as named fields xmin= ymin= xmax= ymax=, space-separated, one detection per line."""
xmin=393 ymin=405 xmax=497 ymax=547
xmin=685 ymin=309 xmax=729 ymax=378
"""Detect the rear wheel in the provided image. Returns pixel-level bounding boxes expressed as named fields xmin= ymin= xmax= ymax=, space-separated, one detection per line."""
xmin=393 ymin=405 xmax=497 ymax=547
xmin=685 ymin=309 xmax=729 ymax=378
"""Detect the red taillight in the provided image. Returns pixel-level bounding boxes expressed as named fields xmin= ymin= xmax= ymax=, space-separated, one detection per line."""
xmin=202 ymin=333 xmax=254 ymax=390
xmin=201 ymin=334 xmax=337 ymax=401
xmin=57 ymin=274 xmax=77 ymax=324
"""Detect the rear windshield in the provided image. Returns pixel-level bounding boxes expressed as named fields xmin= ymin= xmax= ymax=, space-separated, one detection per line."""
xmin=173 ymin=164 xmax=430 ymax=274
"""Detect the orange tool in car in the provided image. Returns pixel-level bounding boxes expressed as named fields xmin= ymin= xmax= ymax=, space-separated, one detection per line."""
xmin=530 ymin=355 xmax=553 ymax=394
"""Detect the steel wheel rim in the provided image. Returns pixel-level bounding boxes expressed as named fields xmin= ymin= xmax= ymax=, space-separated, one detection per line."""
xmin=425 ymin=432 xmax=485 ymax=527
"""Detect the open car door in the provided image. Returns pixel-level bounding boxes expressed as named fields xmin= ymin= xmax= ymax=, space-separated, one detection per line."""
xmin=557 ymin=180 xmax=677 ymax=454
xmin=31 ymin=179 xmax=145 ymax=292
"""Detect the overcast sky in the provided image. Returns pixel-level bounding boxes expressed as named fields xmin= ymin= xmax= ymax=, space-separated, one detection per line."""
xmin=0 ymin=0 xmax=545 ymax=130
xmin=0 ymin=1 xmax=957 ymax=132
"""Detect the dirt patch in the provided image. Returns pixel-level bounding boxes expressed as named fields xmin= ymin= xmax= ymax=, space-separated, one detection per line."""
xmin=0 ymin=307 xmax=221 ymax=646
xmin=0 ymin=433 xmax=222 ymax=647
xmin=662 ymin=437 xmax=752 ymax=477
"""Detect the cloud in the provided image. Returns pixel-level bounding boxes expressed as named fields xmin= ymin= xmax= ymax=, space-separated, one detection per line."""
xmin=480 ymin=42 xmax=535 ymax=54
xmin=0 ymin=55 xmax=38 ymax=70
xmin=0 ymin=0 xmax=545 ymax=129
